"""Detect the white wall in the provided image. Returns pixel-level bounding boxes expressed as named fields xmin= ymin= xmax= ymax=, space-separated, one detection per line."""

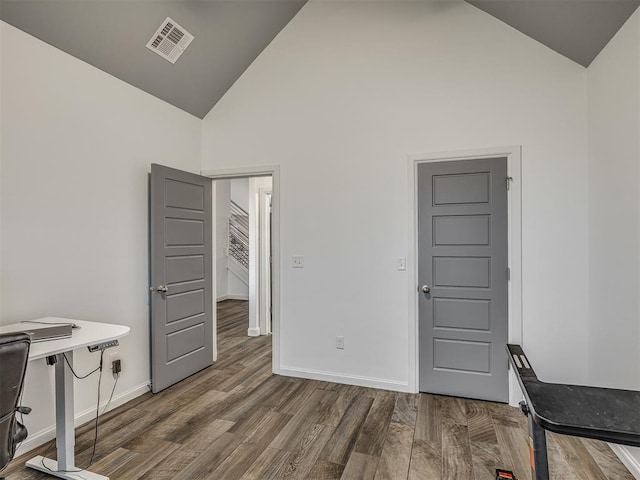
xmin=587 ymin=9 xmax=640 ymax=472
xmin=230 ymin=177 xmax=250 ymax=212
xmin=227 ymin=270 xmax=249 ymax=298
xmin=1 ymin=22 xmax=201 ymax=451
xmin=201 ymin=1 xmax=589 ymax=389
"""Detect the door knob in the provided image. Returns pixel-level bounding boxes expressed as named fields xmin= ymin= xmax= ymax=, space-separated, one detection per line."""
xmin=150 ymin=285 xmax=169 ymax=293
xmin=420 ymin=285 xmax=431 ymax=294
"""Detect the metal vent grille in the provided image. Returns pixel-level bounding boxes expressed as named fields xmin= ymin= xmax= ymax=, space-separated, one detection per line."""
xmin=146 ymin=17 xmax=194 ymax=64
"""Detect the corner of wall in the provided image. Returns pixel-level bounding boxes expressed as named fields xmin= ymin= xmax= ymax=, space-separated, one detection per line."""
xmin=637 ymin=8 xmax=640 ymax=393
xmin=585 ymin=8 xmax=640 ymax=474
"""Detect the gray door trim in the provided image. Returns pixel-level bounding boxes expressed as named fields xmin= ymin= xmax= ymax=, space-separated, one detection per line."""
xmin=407 ymin=146 xmax=523 ymax=405
xmin=201 ymin=165 xmax=281 ymax=375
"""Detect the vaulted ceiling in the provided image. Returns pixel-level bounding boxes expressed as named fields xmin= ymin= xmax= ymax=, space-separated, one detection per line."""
xmin=2 ymin=0 xmax=638 ymax=119
xmin=468 ymin=0 xmax=640 ymax=67
xmin=0 ymin=1 xmax=307 ymax=118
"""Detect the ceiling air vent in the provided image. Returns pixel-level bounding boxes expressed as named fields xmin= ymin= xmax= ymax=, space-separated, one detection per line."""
xmin=146 ymin=17 xmax=194 ymax=64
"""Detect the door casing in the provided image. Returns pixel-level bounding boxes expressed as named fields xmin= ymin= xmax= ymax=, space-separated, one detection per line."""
xmin=201 ymin=165 xmax=281 ymax=375
xmin=408 ymin=146 xmax=523 ymax=405
xmin=259 ymin=187 xmax=272 ymax=335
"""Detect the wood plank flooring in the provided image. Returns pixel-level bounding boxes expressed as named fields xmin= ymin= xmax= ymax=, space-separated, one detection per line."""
xmin=4 ymin=300 xmax=634 ymax=479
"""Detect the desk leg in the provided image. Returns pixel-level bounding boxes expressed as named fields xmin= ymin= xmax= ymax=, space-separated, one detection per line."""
xmin=528 ymin=414 xmax=550 ymax=480
xmin=25 ymin=352 xmax=109 ymax=480
xmin=56 ymin=351 xmax=75 ymax=470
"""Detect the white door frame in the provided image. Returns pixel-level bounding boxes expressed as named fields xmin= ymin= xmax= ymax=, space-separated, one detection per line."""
xmin=407 ymin=146 xmax=523 ymax=405
xmin=258 ymin=187 xmax=272 ymax=335
xmin=201 ymin=165 xmax=281 ymax=375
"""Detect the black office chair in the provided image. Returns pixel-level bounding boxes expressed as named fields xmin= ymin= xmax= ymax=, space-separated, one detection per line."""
xmin=0 ymin=332 xmax=31 ymax=477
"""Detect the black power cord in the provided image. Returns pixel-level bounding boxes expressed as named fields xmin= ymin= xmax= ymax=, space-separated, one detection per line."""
xmin=102 ymin=374 xmax=119 ymax=416
xmin=41 ymin=349 xmax=109 ymax=473
xmin=62 ymin=352 xmax=101 ymax=379
xmin=88 ymin=352 xmax=104 ymax=466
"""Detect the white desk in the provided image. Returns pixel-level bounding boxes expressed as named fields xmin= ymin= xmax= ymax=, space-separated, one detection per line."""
xmin=0 ymin=317 xmax=130 ymax=480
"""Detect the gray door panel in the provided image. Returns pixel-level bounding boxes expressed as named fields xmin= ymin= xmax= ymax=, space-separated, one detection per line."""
xmin=418 ymin=158 xmax=508 ymax=402
xmin=433 ymin=215 xmax=490 ymax=245
xmin=150 ymin=164 xmax=213 ymax=393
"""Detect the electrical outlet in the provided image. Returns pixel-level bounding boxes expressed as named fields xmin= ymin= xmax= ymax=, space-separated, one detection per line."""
xmin=292 ymin=255 xmax=304 ymax=268
xmin=112 ymin=359 xmax=122 ymax=375
xmin=109 ymin=350 xmax=120 ymax=374
xmin=336 ymin=336 xmax=344 ymax=349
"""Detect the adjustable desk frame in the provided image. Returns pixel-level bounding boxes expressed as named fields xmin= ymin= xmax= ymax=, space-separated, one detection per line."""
xmin=26 ymin=350 xmax=104 ymax=480
xmin=0 ymin=318 xmax=129 ymax=480
xmin=507 ymin=344 xmax=640 ymax=480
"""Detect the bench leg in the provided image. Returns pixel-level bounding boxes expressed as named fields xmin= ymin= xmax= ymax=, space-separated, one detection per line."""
xmin=527 ymin=413 xmax=550 ymax=480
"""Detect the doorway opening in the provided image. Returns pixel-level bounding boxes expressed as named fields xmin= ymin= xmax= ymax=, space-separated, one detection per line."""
xmin=204 ymin=164 xmax=280 ymax=375
xmin=214 ymin=176 xmax=272 ymax=339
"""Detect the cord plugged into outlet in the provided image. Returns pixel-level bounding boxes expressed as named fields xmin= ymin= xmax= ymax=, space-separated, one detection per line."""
xmin=110 ymin=353 xmax=122 ymax=379
xmin=112 ymin=359 xmax=122 ymax=376
xmin=109 ymin=350 xmax=121 ymax=378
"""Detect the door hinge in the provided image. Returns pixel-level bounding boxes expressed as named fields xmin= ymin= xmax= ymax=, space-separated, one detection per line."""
xmin=507 ymin=267 xmax=511 ymax=281
xmin=506 ymin=176 xmax=513 ymax=190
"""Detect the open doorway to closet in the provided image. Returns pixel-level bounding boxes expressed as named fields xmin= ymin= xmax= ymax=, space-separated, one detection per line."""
xmin=214 ymin=176 xmax=273 ymax=339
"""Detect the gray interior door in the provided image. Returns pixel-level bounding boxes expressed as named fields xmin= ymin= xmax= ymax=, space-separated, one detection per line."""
xmin=418 ymin=158 xmax=508 ymax=402
xmin=150 ymin=164 xmax=213 ymax=393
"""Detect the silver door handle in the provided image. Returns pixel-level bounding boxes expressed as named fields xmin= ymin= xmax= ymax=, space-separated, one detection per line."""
xmin=419 ymin=285 xmax=431 ymax=294
xmin=150 ymin=285 xmax=169 ymax=293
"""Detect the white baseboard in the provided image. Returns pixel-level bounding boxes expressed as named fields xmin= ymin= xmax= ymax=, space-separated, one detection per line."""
xmin=217 ymin=294 xmax=249 ymax=302
xmin=247 ymin=327 xmax=260 ymax=337
xmin=610 ymin=444 xmax=640 ymax=479
xmin=279 ymin=365 xmax=410 ymax=392
xmin=15 ymin=381 xmax=150 ymax=457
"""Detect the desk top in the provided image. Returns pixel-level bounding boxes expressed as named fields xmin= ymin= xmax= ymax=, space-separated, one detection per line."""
xmin=507 ymin=344 xmax=640 ymax=447
xmin=0 ymin=317 xmax=130 ymax=360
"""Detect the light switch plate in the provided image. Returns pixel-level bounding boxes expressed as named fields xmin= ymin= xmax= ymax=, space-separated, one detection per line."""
xmin=396 ymin=257 xmax=406 ymax=271
xmin=292 ymin=255 xmax=304 ymax=268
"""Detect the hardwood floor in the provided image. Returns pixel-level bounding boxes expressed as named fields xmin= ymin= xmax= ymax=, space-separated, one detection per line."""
xmin=5 ymin=300 xmax=634 ymax=479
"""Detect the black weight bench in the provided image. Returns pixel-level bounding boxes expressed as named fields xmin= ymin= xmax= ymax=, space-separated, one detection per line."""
xmin=506 ymin=344 xmax=640 ymax=480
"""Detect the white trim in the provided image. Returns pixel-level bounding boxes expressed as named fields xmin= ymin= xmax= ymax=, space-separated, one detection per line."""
xmin=279 ymin=366 xmax=410 ymax=392
xmin=609 ymin=444 xmax=640 ymax=479
xmin=202 ymin=165 xmax=281 ymax=375
xmin=258 ymin=187 xmax=272 ymax=336
xmin=201 ymin=165 xmax=279 ymax=178
xmin=407 ymin=146 xmax=523 ymax=406
xmin=217 ymin=294 xmax=249 ymax=302
xmin=248 ymin=178 xmax=269 ymax=339
xmin=211 ymin=181 xmax=218 ymax=363
xmin=15 ymin=382 xmax=149 ymax=457
xmin=247 ymin=327 xmax=261 ymax=337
